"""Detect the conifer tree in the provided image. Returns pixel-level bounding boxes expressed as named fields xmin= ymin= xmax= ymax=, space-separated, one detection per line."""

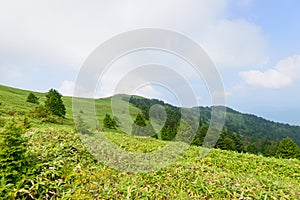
xmin=45 ymin=89 xmax=66 ymax=117
xmin=276 ymin=137 xmax=300 ymax=159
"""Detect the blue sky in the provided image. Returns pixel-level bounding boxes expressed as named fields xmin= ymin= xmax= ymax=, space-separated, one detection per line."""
xmin=0 ymin=0 xmax=300 ymax=125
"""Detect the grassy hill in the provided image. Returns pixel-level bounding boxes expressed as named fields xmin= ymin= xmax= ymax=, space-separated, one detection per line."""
xmin=0 ymin=84 xmax=299 ymax=199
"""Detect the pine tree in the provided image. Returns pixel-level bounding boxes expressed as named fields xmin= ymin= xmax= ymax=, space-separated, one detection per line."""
xmin=134 ymin=113 xmax=147 ymax=127
xmin=132 ymin=113 xmax=155 ymax=136
xmin=275 ymin=137 xmax=300 ymax=159
xmin=45 ymin=89 xmax=66 ymax=117
xmin=103 ymin=113 xmax=117 ymax=129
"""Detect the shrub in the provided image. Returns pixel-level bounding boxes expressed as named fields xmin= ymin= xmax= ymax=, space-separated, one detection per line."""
xmin=0 ymin=120 xmax=28 ymax=183
xmin=27 ymin=93 xmax=39 ymax=104
xmin=29 ymin=105 xmax=50 ymax=118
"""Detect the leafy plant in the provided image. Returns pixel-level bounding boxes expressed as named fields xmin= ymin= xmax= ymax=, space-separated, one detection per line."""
xmin=0 ymin=120 xmax=28 ymax=194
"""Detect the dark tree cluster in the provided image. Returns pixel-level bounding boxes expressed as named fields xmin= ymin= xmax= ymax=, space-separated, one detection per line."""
xmin=28 ymin=89 xmax=66 ymax=124
xmin=127 ymin=96 xmax=300 ymax=159
xmin=129 ymin=97 xmax=181 ymax=140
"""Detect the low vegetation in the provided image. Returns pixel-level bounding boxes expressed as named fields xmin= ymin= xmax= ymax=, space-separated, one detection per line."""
xmin=0 ymin=84 xmax=299 ymax=199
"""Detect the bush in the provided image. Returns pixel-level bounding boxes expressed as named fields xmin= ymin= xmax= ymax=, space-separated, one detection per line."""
xmin=29 ymin=105 xmax=50 ymax=118
xmin=0 ymin=120 xmax=28 ymax=183
xmin=27 ymin=93 xmax=39 ymax=104
xmin=41 ymin=115 xmax=63 ymax=124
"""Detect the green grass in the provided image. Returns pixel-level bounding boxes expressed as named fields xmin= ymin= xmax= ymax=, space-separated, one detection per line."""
xmin=0 ymin=84 xmax=299 ymax=199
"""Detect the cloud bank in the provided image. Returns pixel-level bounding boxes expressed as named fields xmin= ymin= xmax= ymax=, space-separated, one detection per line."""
xmin=240 ymin=55 xmax=300 ymax=89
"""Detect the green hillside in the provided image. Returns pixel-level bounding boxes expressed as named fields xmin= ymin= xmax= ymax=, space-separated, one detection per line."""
xmin=200 ymin=106 xmax=300 ymax=146
xmin=128 ymin=97 xmax=300 ymax=156
xmin=0 ymin=85 xmax=299 ymax=199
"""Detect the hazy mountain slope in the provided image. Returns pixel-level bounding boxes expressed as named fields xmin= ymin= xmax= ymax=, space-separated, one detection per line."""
xmin=199 ymin=106 xmax=300 ymax=146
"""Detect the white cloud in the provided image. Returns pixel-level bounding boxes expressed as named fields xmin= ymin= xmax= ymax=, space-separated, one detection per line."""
xmin=0 ymin=0 xmax=270 ymax=106
xmin=0 ymin=0 xmax=267 ymax=72
xmin=59 ymin=80 xmax=75 ymax=96
xmin=239 ymin=55 xmax=300 ymax=89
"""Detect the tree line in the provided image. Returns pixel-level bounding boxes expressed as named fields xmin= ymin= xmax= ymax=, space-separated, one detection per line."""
xmin=127 ymin=97 xmax=300 ymax=160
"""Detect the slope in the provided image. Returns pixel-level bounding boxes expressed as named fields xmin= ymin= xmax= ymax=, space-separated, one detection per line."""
xmin=0 ymin=84 xmax=299 ymax=199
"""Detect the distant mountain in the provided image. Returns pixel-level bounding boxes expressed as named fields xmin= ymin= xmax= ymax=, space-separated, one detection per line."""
xmin=127 ymin=96 xmax=300 ymax=147
xmin=198 ymin=106 xmax=300 ymax=146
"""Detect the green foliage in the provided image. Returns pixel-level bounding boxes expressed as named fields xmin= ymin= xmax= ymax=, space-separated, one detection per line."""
xmin=0 ymin=120 xmax=28 ymax=185
xmin=134 ymin=113 xmax=146 ymax=126
xmin=276 ymin=137 xmax=300 ymax=159
xmin=103 ymin=113 xmax=117 ymax=129
xmin=0 ymin=84 xmax=300 ymax=199
xmin=75 ymin=115 xmax=93 ymax=135
xmin=0 ymin=116 xmax=5 ymax=127
xmin=246 ymin=143 xmax=258 ymax=154
xmin=175 ymin=119 xmax=194 ymax=143
xmin=23 ymin=128 xmax=300 ymax=199
xmin=29 ymin=104 xmax=63 ymax=124
xmin=26 ymin=92 xmax=39 ymax=104
xmin=30 ymin=104 xmax=50 ymax=118
xmin=131 ymin=113 xmax=156 ymax=137
xmin=45 ymin=88 xmax=66 ymax=117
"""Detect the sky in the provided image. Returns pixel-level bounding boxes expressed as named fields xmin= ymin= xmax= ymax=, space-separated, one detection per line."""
xmin=0 ymin=0 xmax=300 ymax=125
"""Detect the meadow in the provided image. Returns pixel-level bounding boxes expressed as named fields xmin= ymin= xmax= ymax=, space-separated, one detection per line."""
xmin=0 ymin=84 xmax=299 ymax=199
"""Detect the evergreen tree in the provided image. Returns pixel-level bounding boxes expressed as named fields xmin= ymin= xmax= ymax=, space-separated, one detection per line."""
xmin=275 ymin=137 xmax=300 ymax=159
xmin=103 ymin=113 xmax=117 ymax=129
xmin=262 ymin=140 xmax=279 ymax=157
xmin=192 ymin=125 xmax=208 ymax=146
xmin=45 ymin=89 xmax=66 ymax=117
xmin=134 ymin=113 xmax=147 ymax=127
xmin=26 ymin=93 xmax=39 ymax=104
xmin=215 ymin=131 xmax=237 ymax=151
xmin=160 ymin=125 xmax=177 ymax=141
xmin=246 ymin=143 xmax=258 ymax=154
xmin=232 ymin=133 xmax=244 ymax=152
xmin=132 ymin=113 xmax=155 ymax=136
